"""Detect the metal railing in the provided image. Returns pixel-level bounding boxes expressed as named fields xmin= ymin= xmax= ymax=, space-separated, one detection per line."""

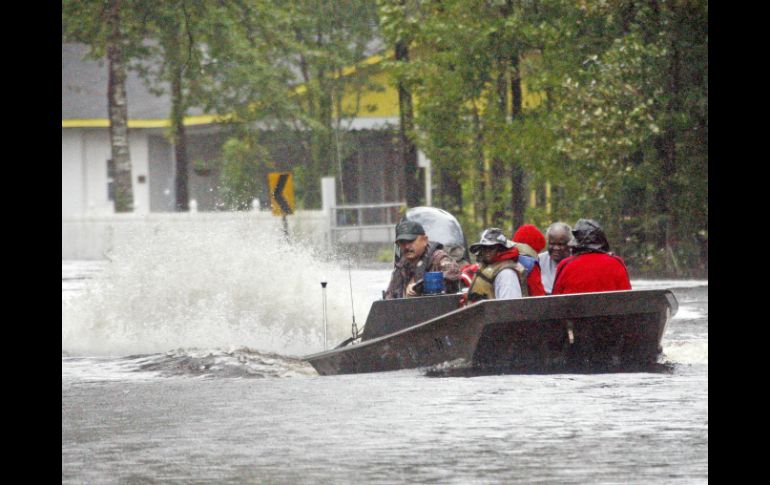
xmin=329 ymin=201 xmax=406 ymax=244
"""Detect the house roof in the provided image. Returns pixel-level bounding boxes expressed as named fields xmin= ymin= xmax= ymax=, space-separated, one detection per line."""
xmin=63 ymin=41 xmax=544 ymax=130
xmin=62 ymin=42 xmax=396 ymax=129
xmin=62 ymin=43 xmax=215 ymax=128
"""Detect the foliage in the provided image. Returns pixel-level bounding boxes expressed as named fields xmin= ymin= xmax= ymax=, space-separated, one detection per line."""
xmin=63 ymin=0 xmax=707 ymax=276
xmin=376 ymin=0 xmax=707 ymax=277
xmin=62 ymin=0 xmax=150 ymax=212
xmin=195 ymin=0 xmax=381 ymax=209
xmin=217 ymin=136 xmax=274 ymax=211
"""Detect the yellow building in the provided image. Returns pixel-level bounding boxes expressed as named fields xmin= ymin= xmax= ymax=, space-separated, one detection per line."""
xmin=63 ymin=44 xmax=546 ymax=217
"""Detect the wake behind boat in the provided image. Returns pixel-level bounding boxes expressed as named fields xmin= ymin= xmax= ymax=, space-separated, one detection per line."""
xmin=304 ymin=288 xmax=677 ymax=375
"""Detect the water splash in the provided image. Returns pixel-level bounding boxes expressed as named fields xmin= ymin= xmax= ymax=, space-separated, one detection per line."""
xmin=661 ymin=340 xmax=708 ymax=365
xmin=134 ymin=347 xmax=317 ymax=378
xmin=62 ymin=219 xmax=378 ymax=358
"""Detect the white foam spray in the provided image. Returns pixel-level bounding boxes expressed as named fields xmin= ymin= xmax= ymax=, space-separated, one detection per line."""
xmin=661 ymin=339 xmax=708 ymax=365
xmin=62 ymin=218 xmax=381 ymax=357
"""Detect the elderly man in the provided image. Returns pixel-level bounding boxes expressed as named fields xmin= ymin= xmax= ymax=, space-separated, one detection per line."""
xmin=552 ymin=219 xmax=631 ymax=294
xmin=466 ymin=228 xmax=530 ymax=302
xmin=538 ymin=222 xmax=573 ymax=294
xmin=384 ymin=220 xmax=461 ymax=299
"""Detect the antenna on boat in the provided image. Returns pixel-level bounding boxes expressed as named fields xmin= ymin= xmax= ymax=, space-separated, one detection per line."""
xmin=347 ymin=254 xmax=358 ymax=340
xmin=321 ymin=281 xmax=328 ymax=350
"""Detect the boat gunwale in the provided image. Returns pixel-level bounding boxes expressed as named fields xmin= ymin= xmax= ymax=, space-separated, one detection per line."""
xmin=303 ymin=289 xmax=676 ymax=362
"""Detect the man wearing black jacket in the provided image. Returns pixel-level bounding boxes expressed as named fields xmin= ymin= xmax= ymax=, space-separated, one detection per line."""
xmin=384 ymin=220 xmax=461 ymax=299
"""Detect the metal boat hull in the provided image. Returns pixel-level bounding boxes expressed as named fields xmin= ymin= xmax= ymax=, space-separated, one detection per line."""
xmin=304 ymin=289 xmax=677 ymax=375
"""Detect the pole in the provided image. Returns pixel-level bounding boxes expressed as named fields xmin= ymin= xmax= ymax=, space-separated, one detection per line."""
xmin=321 ymin=281 xmax=328 ymax=350
xmin=348 ymin=255 xmax=358 ymax=339
xmin=282 ymin=214 xmax=289 ymax=243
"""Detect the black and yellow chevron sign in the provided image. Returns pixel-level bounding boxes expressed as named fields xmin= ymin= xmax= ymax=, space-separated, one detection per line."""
xmin=268 ymin=172 xmax=295 ymax=216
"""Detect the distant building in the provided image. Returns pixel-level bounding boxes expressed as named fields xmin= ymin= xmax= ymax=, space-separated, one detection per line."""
xmin=62 ymin=43 xmax=405 ymax=218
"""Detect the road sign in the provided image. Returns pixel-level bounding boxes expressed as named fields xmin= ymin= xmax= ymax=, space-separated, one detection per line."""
xmin=268 ymin=172 xmax=295 ymax=216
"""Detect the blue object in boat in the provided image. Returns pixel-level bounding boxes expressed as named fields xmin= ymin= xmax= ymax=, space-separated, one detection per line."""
xmin=423 ymin=271 xmax=445 ymax=295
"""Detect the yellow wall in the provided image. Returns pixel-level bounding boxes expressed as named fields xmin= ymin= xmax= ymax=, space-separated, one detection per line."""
xmin=336 ymin=55 xmax=545 ymax=119
xmin=340 ymin=69 xmax=401 ymax=118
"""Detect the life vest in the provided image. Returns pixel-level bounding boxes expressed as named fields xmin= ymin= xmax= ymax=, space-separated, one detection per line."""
xmin=513 ymin=242 xmax=538 ymax=260
xmin=459 ymin=263 xmax=479 ymax=287
xmin=466 ymin=259 xmax=529 ymax=303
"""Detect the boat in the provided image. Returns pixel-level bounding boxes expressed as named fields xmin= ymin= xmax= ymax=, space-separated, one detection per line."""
xmin=304 ymin=207 xmax=678 ymax=375
xmin=304 ymin=288 xmax=677 ymax=375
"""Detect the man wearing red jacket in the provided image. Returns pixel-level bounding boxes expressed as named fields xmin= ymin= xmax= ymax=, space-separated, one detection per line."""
xmin=552 ymin=219 xmax=631 ymax=295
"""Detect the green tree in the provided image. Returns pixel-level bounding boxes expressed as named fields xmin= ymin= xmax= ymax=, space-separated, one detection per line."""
xmin=378 ymin=0 xmax=707 ymax=276
xmin=63 ymin=0 xmax=145 ymax=212
xmin=379 ymin=0 xmax=422 ymax=207
xmin=544 ymin=0 xmax=708 ymax=275
xmin=127 ymin=0 xmax=216 ymax=212
xmin=379 ymin=0 xmax=549 ymax=234
xmin=198 ymin=0 xmax=381 ymax=209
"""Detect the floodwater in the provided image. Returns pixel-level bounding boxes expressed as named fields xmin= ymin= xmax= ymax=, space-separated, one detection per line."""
xmin=62 ymin=225 xmax=707 ymax=484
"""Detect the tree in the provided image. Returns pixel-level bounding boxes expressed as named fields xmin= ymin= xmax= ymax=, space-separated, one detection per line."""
xmin=379 ymin=0 xmax=544 ymax=233
xmin=125 ymin=0 xmax=216 ymax=212
xmin=378 ymin=0 xmax=707 ymax=276
xmin=198 ymin=0 xmax=381 ymax=209
xmin=543 ymin=0 xmax=708 ymax=275
xmin=63 ymin=0 xmax=142 ymax=212
xmin=380 ymin=0 xmax=422 ymax=207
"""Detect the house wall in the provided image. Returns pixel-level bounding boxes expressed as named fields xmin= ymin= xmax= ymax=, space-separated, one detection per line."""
xmin=187 ymin=131 xmax=229 ymax=211
xmin=62 ymin=129 xmax=86 ymax=217
xmin=63 ymin=125 xmax=405 ymax=221
xmin=148 ymin=135 xmax=176 ymax=212
xmin=62 ymin=128 xmax=152 ymax=217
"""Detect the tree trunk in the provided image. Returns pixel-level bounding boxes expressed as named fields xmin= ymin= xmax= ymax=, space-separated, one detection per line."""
xmin=396 ymin=41 xmax=421 ymax=207
xmin=472 ymin=105 xmax=487 ymax=226
xmin=658 ymin=6 xmax=680 ymax=274
xmin=490 ymin=68 xmax=507 ymax=228
xmin=439 ymin=168 xmax=462 ymax=215
xmin=510 ymin=164 xmax=525 ymax=230
xmin=509 ymin=53 xmax=525 ymax=230
xmin=171 ymin=63 xmax=189 ymax=212
xmin=305 ymin=86 xmax=334 ymax=208
xmin=107 ymin=0 xmax=133 ymax=213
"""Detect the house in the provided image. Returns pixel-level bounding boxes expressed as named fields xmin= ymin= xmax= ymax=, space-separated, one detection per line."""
xmin=62 ymin=43 xmax=407 ymax=219
xmin=63 ymin=42 xmax=553 ymax=259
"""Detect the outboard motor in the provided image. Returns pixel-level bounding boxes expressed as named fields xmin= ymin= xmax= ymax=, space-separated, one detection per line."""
xmin=394 ymin=207 xmax=469 ymax=266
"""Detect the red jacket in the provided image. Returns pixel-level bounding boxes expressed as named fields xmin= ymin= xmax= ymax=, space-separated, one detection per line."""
xmin=552 ymin=252 xmax=631 ymax=295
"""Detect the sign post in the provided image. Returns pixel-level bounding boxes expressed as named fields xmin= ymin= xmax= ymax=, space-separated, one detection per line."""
xmin=268 ymin=172 xmax=295 ymax=241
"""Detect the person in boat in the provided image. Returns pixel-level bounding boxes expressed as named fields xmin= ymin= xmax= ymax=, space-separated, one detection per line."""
xmin=384 ymin=220 xmax=462 ymax=299
xmin=551 ymin=218 xmax=631 ymax=294
xmin=511 ymin=224 xmax=547 ymax=297
xmin=537 ymin=222 xmax=573 ymax=294
xmin=466 ymin=228 xmax=531 ymax=302
xmin=459 ymin=224 xmax=547 ymax=295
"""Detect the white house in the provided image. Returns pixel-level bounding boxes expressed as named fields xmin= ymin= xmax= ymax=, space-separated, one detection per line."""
xmin=62 ymin=43 xmax=409 ymax=258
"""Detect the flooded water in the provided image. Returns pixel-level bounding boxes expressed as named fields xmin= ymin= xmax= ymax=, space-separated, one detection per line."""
xmin=62 ymin=224 xmax=707 ymax=484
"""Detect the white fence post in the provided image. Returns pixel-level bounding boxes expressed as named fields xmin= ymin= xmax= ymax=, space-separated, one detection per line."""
xmin=321 ymin=177 xmax=336 ymax=249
